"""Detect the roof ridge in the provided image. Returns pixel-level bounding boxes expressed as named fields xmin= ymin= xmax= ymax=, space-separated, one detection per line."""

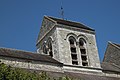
xmin=0 ymin=47 xmax=37 ymax=54
xmin=48 ymin=16 xmax=85 ymax=25
xmin=113 ymin=43 xmax=120 ymax=47
xmin=44 ymin=16 xmax=57 ymax=23
xmin=49 ymin=16 xmax=76 ymax=23
xmin=109 ymin=41 xmax=120 ymax=50
xmin=47 ymin=16 xmax=95 ymax=31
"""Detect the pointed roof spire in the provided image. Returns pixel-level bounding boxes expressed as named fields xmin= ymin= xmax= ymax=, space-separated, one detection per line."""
xmin=60 ymin=0 xmax=64 ymax=19
xmin=61 ymin=6 xmax=64 ymax=19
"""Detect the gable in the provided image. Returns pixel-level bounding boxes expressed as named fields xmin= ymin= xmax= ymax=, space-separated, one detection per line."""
xmin=36 ymin=16 xmax=56 ymax=45
xmin=36 ymin=16 xmax=95 ymax=46
xmin=103 ymin=42 xmax=120 ymax=67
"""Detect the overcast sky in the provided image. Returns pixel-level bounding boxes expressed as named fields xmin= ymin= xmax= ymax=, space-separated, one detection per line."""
xmin=0 ymin=0 xmax=120 ymax=61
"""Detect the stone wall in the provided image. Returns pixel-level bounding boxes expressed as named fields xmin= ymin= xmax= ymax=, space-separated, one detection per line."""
xmin=55 ymin=24 xmax=101 ymax=68
xmin=0 ymin=56 xmax=63 ymax=73
xmin=36 ymin=16 xmax=101 ymax=68
xmin=36 ymin=26 xmax=60 ymax=62
xmin=0 ymin=56 xmax=120 ymax=78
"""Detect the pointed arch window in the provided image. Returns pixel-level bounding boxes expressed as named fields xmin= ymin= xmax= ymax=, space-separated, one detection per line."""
xmin=79 ymin=38 xmax=88 ymax=66
xmin=69 ymin=36 xmax=78 ymax=65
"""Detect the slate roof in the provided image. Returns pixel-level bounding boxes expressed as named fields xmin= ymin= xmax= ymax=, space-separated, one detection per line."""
xmin=101 ymin=62 xmax=120 ymax=73
xmin=113 ymin=42 xmax=120 ymax=49
xmin=103 ymin=42 xmax=120 ymax=65
xmin=0 ymin=48 xmax=120 ymax=79
xmin=64 ymin=72 xmax=120 ymax=80
xmin=32 ymin=70 xmax=120 ymax=80
xmin=48 ymin=16 xmax=95 ymax=31
xmin=0 ymin=48 xmax=61 ymax=65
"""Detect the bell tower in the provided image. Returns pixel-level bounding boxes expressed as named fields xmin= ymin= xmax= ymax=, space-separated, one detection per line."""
xmin=36 ymin=16 xmax=101 ymax=68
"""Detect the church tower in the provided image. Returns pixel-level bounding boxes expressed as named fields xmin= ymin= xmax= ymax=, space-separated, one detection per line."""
xmin=36 ymin=16 xmax=101 ymax=68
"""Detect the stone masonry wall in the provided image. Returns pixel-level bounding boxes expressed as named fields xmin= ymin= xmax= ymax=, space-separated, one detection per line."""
xmin=56 ymin=24 xmax=101 ymax=68
xmin=0 ymin=56 xmax=120 ymax=78
xmin=0 ymin=56 xmax=63 ymax=73
xmin=37 ymin=26 xmax=60 ymax=62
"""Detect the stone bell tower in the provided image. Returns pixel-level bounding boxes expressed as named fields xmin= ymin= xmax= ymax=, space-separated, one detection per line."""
xmin=36 ymin=16 xmax=101 ymax=68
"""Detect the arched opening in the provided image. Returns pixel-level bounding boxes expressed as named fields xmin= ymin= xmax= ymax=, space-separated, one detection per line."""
xmin=79 ymin=38 xmax=88 ymax=66
xmin=47 ymin=38 xmax=53 ymax=57
xmin=69 ymin=36 xmax=78 ymax=65
xmin=79 ymin=39 xmax=84 ymax=46
xmin=43 ymin=45 xmax=47 ymax=54
xmin=69 ymin=39 xmax=74 ymax=45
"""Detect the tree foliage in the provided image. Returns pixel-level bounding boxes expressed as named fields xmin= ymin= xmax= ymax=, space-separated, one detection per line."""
xmin=0 ymin=63 xmax=77 ymax=80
